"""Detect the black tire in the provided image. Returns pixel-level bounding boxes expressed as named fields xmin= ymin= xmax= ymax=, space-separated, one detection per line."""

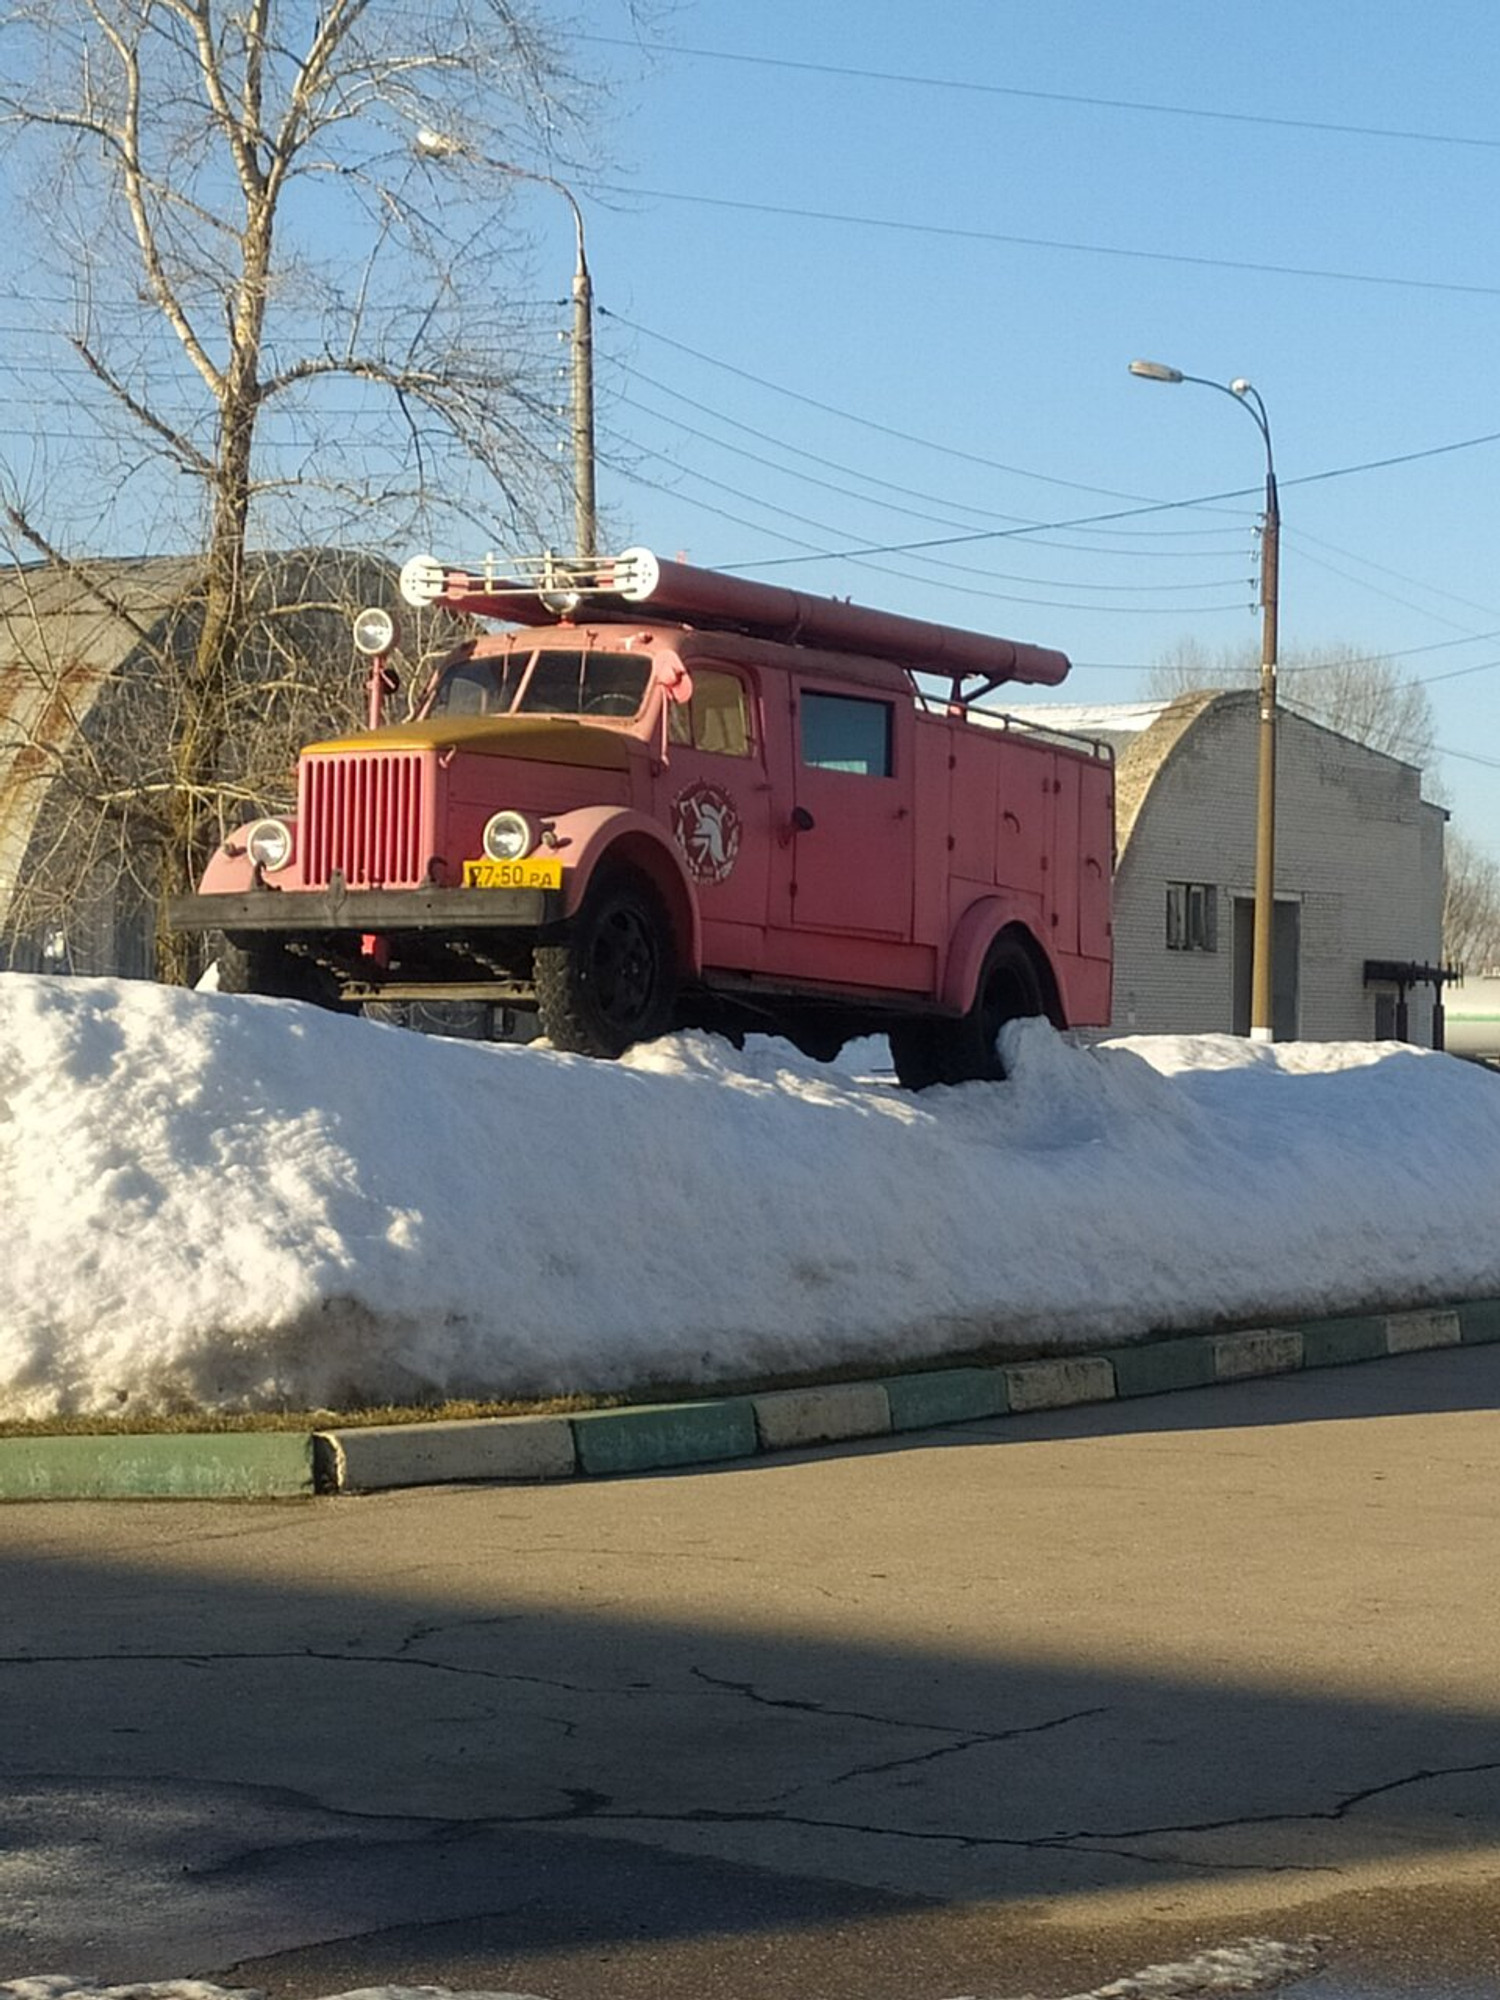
xmin=217 ymin=938 xmax=349 ymax=1011
xmin=892 ymin=933 xmax=1046 ymax=1090
xmin=781 ymin=1017 xmax=847 ymax=1064
xmin=534 ymin=870 xmax=677 ymax=1058
xmin=888 ymin=1020 xmax=950 ymax=1091
xmin=941 ymin=933 xmax=1046 ymax=1083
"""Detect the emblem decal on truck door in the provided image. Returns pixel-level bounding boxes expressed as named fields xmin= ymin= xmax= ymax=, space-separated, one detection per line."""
xmin=672 ymin=781 xmax=742 ymax=884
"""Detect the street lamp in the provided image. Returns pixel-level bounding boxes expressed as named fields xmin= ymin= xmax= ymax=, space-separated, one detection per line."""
xmin=415 ymin=129 xmax=597 ymax=558
xmin=1129 ymin=358 xmax=1280 ymax=1043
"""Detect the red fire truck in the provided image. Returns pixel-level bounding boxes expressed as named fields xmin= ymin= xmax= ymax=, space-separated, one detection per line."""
xmin=167 ymin=549 xmax=1114 ymax=1086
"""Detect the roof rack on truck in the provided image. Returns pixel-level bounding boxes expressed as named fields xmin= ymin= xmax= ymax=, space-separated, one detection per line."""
xmin=398 ymin=546 xmax=1072 ymax=706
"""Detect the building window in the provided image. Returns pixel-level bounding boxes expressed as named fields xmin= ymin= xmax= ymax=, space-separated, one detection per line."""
xmin=1166 ymin=881 xmax=1218 ymax=952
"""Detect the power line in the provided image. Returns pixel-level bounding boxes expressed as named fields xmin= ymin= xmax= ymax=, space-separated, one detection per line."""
xmin=584 ymin=34 xmax=1500 ymax=154
xmin=1289 ymin=523 xmax=1500 ymax=624
xmin=1418 ymin=654 xmax=1500 ymax=689
xmin=1076 ymin=629 xmax=1500 ymax=676
xmin=615 ymin=364 xmax=1033 ymax=529
xmin=615 ymin=358 xmax=1249 ymax=557
xmin=590 ymin=183 xmax=1500 ymax=300
xmin=607 ymin=314 xmax=1500 ymax=566
xmin=604 ymin=421 xmax=1250 ymax=613
xmin=602 ymin=306 xmax=1172 ymax=507
xmin=717 ymin=427 xmax=1500 ymax=572
xmin=615 ymin=383 xmax=1253 ymax=583
xmin=1287 ymin=538 xmax=1498 ymax=638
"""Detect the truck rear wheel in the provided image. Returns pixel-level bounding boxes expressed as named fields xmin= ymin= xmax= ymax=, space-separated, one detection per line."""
xmin=535 ymin=869 xmax=677 ymax=1058
xmin=888 ymin=1020 xmax=949 ymax=1091
xmin=891 ymin=934 xmax=1045 ymax=1089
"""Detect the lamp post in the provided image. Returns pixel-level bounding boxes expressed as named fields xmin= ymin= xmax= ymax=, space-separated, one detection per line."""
xmin=415 ymin=130 xmax=597 ymax=558
xmin=1129 ymin=358 xmax=1280 ymax=1042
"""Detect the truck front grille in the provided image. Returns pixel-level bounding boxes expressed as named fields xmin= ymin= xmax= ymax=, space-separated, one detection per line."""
xmin=298 ymin=751 xmax=431 ymax=889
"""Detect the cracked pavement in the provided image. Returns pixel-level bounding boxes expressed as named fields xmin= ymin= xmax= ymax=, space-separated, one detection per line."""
xmin=5 ymin=1344 xmax=1500 ymax=1998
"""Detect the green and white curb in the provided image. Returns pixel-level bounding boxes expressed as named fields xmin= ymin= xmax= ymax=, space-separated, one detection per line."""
xmin=5 ymin=1297 xmax=1500 ymax=1499
xmin=0 ymin=1429 xmax=316 ymax=1500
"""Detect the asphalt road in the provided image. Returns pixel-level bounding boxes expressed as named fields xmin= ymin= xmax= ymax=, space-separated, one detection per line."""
xmin=5 ymin=1343 xmax=1500 ymax=2000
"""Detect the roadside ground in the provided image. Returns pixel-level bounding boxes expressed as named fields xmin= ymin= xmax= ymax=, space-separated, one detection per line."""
xmin=5 ymin=1342 xmax=1500 ymax=1997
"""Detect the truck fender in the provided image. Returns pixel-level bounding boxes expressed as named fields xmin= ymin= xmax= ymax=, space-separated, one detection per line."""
xmin=197 ymin=840 xmax=259 ymax=895
xmin=940 ymin=896 xmax=1062 ymax=1025
xmin=549 ymin=806 xmax=703 ymax=976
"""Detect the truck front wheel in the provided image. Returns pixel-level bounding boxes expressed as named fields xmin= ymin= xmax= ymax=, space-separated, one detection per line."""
xmin=216 ymin=938 xmax=349 ymax=1011
xmin=535 ymin=870 xmax=677 ymax=1058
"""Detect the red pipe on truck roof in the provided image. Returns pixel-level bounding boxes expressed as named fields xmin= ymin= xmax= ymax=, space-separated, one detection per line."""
xmin=405 ymin=546 xmax=1071 ymax=689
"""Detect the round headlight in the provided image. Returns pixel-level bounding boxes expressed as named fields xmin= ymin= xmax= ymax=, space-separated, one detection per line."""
xmin=352 ymin=605 xmax=397 ymax=656
xmin=482 ymin=810 xmax=534 ymax=862
xmin=245 ymin=817 xmax=293 ymax=873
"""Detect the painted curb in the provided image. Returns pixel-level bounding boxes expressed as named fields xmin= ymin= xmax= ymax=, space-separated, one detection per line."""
xmin=570 ymin=1398 xmax=759 ymax=1477
xmin=0 ymin=1430 xmax=314 ymax=1501
xmin=1003 ymin=1355 xmax=1116 ymax=1412
xmin=6 ymin=1294 xmax=1500 ymax=1498
xmin=318 ymin=1413 xmax=577 ymax=1491
xmin=754 ymin=1382 xmax=891 ymax=1451
xmin=880 ymin=1365 xmax=1010 ymax=1432
xmin=1212 ymin=1328 xmax=1304 ymax=1380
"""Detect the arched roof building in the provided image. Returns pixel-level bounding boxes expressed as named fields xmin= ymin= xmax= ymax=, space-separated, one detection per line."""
xmin=0 ymin=551 xmax=421 ymax=976
xmin=1010 ymin=691 xmax=1447 ymax=1044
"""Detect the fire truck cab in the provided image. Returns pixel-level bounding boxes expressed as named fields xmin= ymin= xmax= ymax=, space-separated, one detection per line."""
xmin=167 ymin=549 xmax=1114 ymax=1086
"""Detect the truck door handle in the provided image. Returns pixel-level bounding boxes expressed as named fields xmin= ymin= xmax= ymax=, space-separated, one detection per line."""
xmin=790 ymin=806 xmax=816 ymax=832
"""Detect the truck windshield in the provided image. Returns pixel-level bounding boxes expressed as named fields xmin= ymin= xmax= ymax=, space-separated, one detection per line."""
xmin=429 ymin=647 xmax=652 ymax=720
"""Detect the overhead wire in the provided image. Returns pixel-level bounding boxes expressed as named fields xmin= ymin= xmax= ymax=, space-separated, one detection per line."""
xmin=614 ymin=357 xmax=1252 ymax=557
xmin=611 ymin=388 xmax=1254 ymax=590
xmin=709 ymin=421 xmax=1500 ymax=572
xmin=601 ymin=306 xmax=1164 ymax=507
xmin=602 ymin=424 xmax=1252 ymax=613
xmin=591 ymin=182 xmax=1500 ymax=300
xmin=582 ymin=34 xmax=1500 ymax=154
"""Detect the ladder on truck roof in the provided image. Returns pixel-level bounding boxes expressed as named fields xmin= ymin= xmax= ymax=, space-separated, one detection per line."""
xmin=398 ymin=547 xmax=1072 ymax=694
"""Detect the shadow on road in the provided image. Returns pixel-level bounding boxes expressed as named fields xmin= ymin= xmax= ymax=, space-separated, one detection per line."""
xmin=4 ymin=1344 xmax=1500 ymax=1998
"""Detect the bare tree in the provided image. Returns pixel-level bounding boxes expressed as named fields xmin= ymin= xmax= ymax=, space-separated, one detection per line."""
xmin=1444 ymin=829 xmax=1500 ymax=975
xmin=0 ymin=0 xmax=631 ymax=977
xmin=0 ymin=537 xmax=460 ymax=974
xmin=1146 ymin=638 xmax=1439 ymax=776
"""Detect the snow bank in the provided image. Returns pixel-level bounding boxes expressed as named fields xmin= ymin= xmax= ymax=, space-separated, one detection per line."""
xmin=2 ymin=973 xmax=1498 ymax=1419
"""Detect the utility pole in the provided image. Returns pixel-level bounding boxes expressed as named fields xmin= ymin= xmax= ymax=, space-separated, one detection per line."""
xmin=416 ymin=131 xmax=597 ymax=557
xmin=1130 ymin=360 xmax=1281 ymax=1040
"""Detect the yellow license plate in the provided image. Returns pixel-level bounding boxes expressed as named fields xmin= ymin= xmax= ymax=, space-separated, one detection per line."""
xmin=462 ymin=855 xmax=563 ymax=890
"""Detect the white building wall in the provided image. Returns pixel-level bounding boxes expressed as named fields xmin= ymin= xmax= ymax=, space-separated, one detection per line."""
xmin=1110 ymin=695 xmax=1445 ymax=1043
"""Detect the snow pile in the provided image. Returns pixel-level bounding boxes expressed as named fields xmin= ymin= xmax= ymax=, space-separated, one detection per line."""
xmin=1 ymin=973 xmax=1498 ymax=1419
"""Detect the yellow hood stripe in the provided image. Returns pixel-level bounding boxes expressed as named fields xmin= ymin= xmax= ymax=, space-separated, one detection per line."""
xmin=304 ymin=715 xmax=633 ymax=770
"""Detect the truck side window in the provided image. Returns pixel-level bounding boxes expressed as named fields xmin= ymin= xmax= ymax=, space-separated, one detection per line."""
xmin=668 ymin=670 xmax=752 ymax=756
xmin=800 ymin=691 xmax=893 ymax=776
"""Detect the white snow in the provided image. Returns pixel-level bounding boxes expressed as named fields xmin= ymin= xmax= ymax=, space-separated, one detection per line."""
xmin=992 ymin=699 xmax=1173 ymax=738
xmin=2 ymin=971 xmax=1498 ymax=1421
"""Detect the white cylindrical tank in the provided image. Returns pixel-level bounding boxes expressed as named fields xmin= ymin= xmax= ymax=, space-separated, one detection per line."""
xmin=1445 ymin=976 xmax=1500 ymax=1060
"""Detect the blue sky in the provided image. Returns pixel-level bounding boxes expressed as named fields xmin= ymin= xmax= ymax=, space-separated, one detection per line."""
xmin=559 ymin=0 xmax=1500 ymax=862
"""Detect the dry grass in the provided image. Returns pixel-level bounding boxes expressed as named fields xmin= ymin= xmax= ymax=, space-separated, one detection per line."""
xmin=0 ymin=1393 xmax=623 ymax=1439
xmin=0 ymin=1333 xmax=1093 ymax=1439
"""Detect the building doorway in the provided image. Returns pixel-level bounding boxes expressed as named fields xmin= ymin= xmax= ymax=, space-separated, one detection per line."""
xmin=1233 ymin=897 xmax=1300 ymax=1040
